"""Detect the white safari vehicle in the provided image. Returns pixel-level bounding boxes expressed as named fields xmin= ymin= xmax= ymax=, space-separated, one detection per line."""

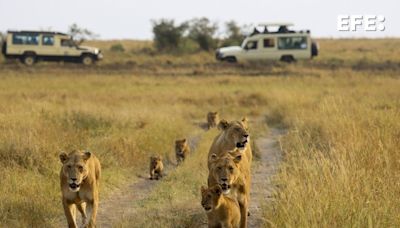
xmin=1 ymin=30 xmax=103 ymax=65
xmin=216 ymin=23 xmax=318 ymax=63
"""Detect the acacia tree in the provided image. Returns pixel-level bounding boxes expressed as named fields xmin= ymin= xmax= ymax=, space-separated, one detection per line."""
xmin=68 ymin=23 xmax=97 ymax=44
xmin=222 ymin=20 xmax=245 ymax=46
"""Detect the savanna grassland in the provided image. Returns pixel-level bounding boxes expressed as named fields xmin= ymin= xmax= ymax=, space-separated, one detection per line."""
xmin=0 ymin=38 xmax=400 ymax=227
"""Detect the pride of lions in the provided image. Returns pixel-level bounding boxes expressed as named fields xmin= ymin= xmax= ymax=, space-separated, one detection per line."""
xmin=59 ymin=111 xmax=252 ymax=228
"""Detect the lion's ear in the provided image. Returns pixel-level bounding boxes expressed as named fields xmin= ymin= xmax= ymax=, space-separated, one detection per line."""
xmin=214 ymin=112 xmax=218 ymax=115
xmin=201 ymin=186 xmax=207 ymax=193
xmin=83 ymin=151 xmax=91 ymax=161
xmin=59 ymin=152 xmax=68 ymax=164
xmin=241 ymin=117 xmax=248 ymax=128
xmin=210 ymin=153 xmax=218 ymax=161
xmin=214 ymin=185 xmax=222 ymax=195
xmin=233 ymin=154 xmax=242 ymax=163
xmin=182 ymin=138 xmax=187 ymax=143
xmin=217 ymin=120 xmax=229 ymax=130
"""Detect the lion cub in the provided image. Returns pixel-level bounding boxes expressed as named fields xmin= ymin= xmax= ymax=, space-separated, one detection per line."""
xmin=149 ymin=155 xmax=164 ymax=180
xmin=201 ymin=185 xmax=241 ymax=228
xmin=175 ymin=138 xmax=190 ymax=165
xmin=207 ymin=112 xmax=219 ymax=129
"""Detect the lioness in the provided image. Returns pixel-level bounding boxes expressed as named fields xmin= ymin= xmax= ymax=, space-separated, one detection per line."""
xmin=175 ymin=138 xmax=190 ymax=165
xmin=149 ymin=155 xmax=164 ymax=180
xmin=208 ymin=117 xmax=252 ymax=169
xmin=59 ymin=150 xmax=101 ymax=228
xmin=207 ymin=112 xmax=219 ymax=129
xmin=208 ymin=151 xmax=250 ymax=228
xmin=201 ymin=185 xmax=241 ymax=228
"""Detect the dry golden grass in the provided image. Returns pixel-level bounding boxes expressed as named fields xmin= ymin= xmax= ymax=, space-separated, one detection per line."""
xmin=262 ymin=73 xmax=400 ymax=227
xmin=0 ymin=39 xmax=399 ymax=227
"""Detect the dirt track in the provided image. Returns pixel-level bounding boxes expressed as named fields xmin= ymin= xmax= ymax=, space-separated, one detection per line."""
xmin=96 ymin=175 xmax=159 ymax=227
xmin=95 ymin=132 xmax=203 ymax=227
xmin=248 ymin=128 xmax=285 ymax=227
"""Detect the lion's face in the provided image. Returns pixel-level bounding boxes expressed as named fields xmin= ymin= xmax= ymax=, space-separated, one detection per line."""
xmin=218 ymin=118 xmax=249 ymax=151
xmin=60 ymin=150 xmax=91 ymax=192
xmin=175 ymin=139 xmax=187 ymax=154
xmin=201 ymin=185 xmax=222 ymax=212
xmin=150 ymin=156 xmax=162 ymax=169
xmin=209 ymin=153 xmax=242 ymax=194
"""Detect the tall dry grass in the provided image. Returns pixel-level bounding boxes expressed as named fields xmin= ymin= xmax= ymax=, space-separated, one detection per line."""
xmin=262 ymin=73 xmax=400 ymax=227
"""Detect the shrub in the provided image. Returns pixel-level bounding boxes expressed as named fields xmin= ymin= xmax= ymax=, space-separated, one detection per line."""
xmin=177 ymin=38 xmax=200 ymax=53
xmin=221 ymin=20 xmax=245 ymax=47
xmin=187 ymin=18 xmax=218 ymax=51
xmin=110 ymin=43 xmax=125 ymax=52
xmin=152 ymin=19 xmax=188 ymax=52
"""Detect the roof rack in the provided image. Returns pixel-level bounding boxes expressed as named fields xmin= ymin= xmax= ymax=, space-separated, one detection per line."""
xmin=258 ymin=22 xmax=294 ymax=27
xmin=249 ymin=22 xmax=310 ymax=36
xmin=7 ymin=30 xmax=68 ymax=36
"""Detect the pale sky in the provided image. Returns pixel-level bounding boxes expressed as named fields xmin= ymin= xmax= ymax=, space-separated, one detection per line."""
xmin=0 ymin=0 xmax=398 ymax=39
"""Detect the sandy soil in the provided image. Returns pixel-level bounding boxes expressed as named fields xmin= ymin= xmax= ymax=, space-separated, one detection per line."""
xmin=248 ymin=128 xmax=285 ymax=227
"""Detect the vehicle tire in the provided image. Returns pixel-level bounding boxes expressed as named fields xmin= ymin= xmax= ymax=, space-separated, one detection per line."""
xmin=224 ymin=56 xmax=237 ymax=63
xmin=280 ymin=55 xmax=295 ymax=63
xmin=311 ymin=42 xmax=318 ymax=57
xmin=81 ymin=54 xmax=94 ymax=65
xmin=22 ymin=54 xmax=36 ymax=66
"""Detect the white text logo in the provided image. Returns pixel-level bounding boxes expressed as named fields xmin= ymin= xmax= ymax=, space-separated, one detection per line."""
xmin=337 ymin=15 xmax=385 ymax=32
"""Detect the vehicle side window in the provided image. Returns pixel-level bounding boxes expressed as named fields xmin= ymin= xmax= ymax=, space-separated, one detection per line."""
xmin=12 ymin=33 xmax=39 ymax=45
xmin=61 ymin=39 xmax=74 ymax=47
xmin=42 ymin=35 xmax=54 ymax=46
xmin=245 ymin=40 xmax=258 ymax=50
xmin=278 ymin=36 xmax=308 ymax=50
xmin=263 ymin=38 xmax=275 ymax=48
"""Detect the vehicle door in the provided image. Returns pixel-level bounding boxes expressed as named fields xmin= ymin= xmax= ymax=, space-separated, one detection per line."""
xmin=242 ymin=39 xmax=261 ymax=61
xmin=59 ymin=38 xmax=81 ymax=57
xmin=41 ymin=34 xmax=56 ymax=56
xmin=260 ymin=37 xmax=278 ymax=60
